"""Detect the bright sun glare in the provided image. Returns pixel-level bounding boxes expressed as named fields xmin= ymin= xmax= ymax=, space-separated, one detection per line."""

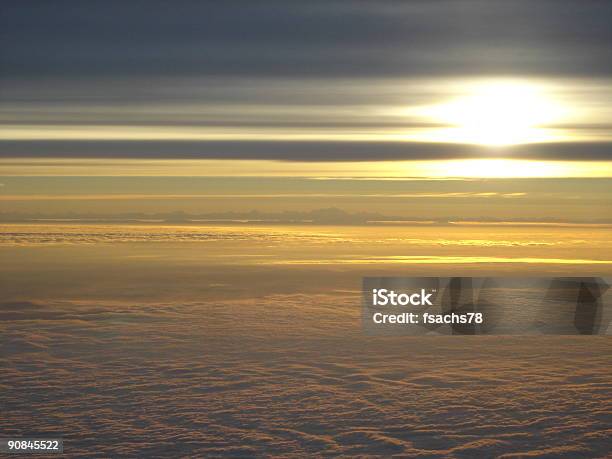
xmin=424 ymin=81 xmax=566 ymax=146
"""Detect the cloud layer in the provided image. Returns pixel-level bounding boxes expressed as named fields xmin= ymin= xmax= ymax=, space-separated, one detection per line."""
xmin=3 ymin=294 xmax=611 ymax=457
xmin=3 ymin=1 xmax=612 ymax=79
xmin=2 ymin=2 xmax=612 ymax=161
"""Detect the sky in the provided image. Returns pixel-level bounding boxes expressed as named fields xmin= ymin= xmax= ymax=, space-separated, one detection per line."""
xmin=1 ymin=0 xmax=611 ymax=221
xmin=3 ymin=5 xmax=612 ymax=457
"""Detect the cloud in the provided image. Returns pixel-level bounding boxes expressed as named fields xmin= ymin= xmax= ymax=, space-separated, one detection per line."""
xmin=2 ymin=1 xmax=612 ymax=79
xmin=3 ymin=294 xmax=612 ymax=456
xmin=1 ymin=3 xmax=611 ymax=162
xmin=1 ymin=140 xmax=611 ymax=161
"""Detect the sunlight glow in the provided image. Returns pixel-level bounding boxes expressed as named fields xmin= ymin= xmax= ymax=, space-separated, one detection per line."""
xmin=413 ymin=159 xmax=572 ymax=178
xmin=422 ymin=81 xmax=567 ymax=145
xmin=2 ymin=158 xmax=612 ymax=178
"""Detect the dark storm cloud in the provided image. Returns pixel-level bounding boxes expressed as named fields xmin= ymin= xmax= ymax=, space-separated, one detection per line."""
xmin=1 ymin=140 xmax=611 ymax=161
xmin=2 ymin=0 xmax=612 ymax=79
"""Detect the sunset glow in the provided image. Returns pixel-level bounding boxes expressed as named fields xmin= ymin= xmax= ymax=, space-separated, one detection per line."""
xmin=420 ymin=81 xmax=567 ymax=145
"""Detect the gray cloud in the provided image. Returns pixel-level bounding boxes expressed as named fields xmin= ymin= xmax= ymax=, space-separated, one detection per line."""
xmin=2 ymin=1 xmax=612 ymax=79
xmin=1 ymin=140 xmax=611 ymax=161
xmin=2 ymin=2 xmax=612 ymax=162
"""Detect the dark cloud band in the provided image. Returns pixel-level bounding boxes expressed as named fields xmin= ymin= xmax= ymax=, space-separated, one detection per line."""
xmin=2 ymin=1 xmax=612 ymax=79
xmin=1 ymin=140 xmax=610 ymax=161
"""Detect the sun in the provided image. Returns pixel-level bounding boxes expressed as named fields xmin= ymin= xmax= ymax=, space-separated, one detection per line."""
xmin=422 ymin=81 xmax=565 ymax=146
